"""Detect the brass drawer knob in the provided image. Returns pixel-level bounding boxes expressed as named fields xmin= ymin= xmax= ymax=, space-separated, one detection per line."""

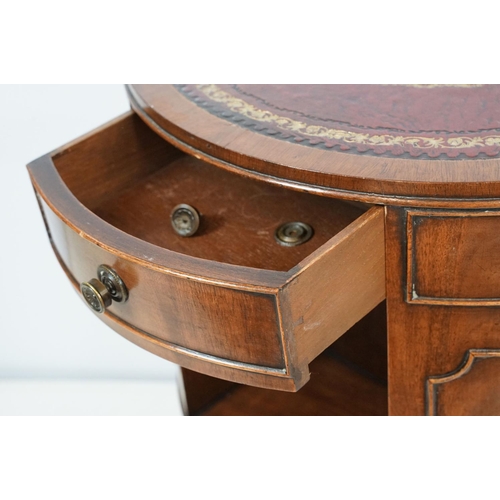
xmin=80 ymin=265 xmax=128 ymax=313
xmin=97 ymin=264 xmax=128 ymax=303
xmin=80 ymin=279 xmax=111 ymax=313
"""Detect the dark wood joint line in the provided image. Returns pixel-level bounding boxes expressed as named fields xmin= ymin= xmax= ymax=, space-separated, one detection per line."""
xmin=426 ymin=349 xmax=500 ymax=416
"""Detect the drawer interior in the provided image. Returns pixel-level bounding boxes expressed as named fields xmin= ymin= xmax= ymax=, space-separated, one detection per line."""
xmin=53 ymin=113 xmax=368 ymax=272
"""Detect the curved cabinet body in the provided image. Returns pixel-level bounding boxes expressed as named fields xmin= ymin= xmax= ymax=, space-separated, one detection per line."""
xmin=28 ymin=112 xmax=385 ymax=391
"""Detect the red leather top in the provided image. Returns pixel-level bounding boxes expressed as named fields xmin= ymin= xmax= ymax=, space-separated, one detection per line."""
xmin=128 ymin=84 xmax=500 ymax=206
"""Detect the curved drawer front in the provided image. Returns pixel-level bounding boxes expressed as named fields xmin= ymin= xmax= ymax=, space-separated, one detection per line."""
xmin=28 ymin=112 xmax=386 ymax=391
xmin=38 ymin=195 xmax=292 ymax=385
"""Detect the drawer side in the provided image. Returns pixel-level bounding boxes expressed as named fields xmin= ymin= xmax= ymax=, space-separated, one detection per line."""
xmin=281 ymin=206 xmax=386 ymax=365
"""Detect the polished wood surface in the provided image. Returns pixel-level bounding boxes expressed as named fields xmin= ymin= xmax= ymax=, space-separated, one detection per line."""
xmin=52 ymin=110 xmax=181 ymax=212
xmin=92 ymin=151 xmax=364 ymax=271
xmin=427 ymin=350 xmax=500 ymax=416
xmin=386 ymin=207 xmax=500 ymax=415
xmin=408 ymin=211 xmax=500 ymax=303
xmin=128 ymin=84 xmax=500 ymax=207
xmin=28 ymin=112 xmax=385 ymax=392
xmin=283 ymin=207 xmax=385 ymax=366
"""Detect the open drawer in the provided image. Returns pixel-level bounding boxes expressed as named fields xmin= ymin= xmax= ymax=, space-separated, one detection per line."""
xmin=27 ymin=112 xmax=385 ymax=391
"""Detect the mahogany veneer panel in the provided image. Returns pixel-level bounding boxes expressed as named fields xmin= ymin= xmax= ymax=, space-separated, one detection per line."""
xmin=40 ymin=197 xmax=286 ymax=369
xmin=408 ymin=211 xmax=500 ymax=303
xmin=386 ymin=207 xmax=500 ymax=415
xmin=427 ymin=350 xmax=500 ymax=416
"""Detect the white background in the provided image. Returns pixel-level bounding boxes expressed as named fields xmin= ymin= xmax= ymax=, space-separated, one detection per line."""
xmin=0 ymin=85 xmax=180 ymax=415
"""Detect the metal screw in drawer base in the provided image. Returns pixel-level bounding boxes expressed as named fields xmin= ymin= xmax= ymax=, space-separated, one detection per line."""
xmin=171 ymin=204 xmax=200 ymax=237
xmin=275 ymin=222 xmax=314 ymax=247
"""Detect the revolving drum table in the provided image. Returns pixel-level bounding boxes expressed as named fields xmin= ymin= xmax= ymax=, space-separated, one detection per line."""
xmin=28 ymin=84 xmax=500 ymax=416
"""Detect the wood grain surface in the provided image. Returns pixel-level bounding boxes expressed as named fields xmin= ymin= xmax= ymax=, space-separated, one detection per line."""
xmin=182 ymin=303 xmax=389 ymax=415
xmin=92 ymin=151 xmax=364 ymax=272
xmin=128 ymin=84 xmax=500 ymax=207
xmin=427 ymin=350 xmax=500 ymax=416
xmin=408 ymin=211 xmax=500 ymax=304
xmin=386 ymin=207 xmax=500 ymax=415
xmin=282 ymin=206 xmax=386 ymax=366
xmin=28 ymin=111 xmax=386 ymax=392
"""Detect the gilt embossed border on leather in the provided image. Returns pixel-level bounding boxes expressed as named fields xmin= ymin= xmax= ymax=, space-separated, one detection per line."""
xmin=406 ymin=210 xmax=500 ymax=306
xmin=176 ymin=84 xmax=500 ymax=159
xmin=426 ymin=349 xmax=500 ymax=416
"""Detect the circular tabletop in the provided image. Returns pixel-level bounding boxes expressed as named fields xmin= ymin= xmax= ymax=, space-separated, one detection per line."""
xmin=127 ymin=84 xmax=500 ymax=207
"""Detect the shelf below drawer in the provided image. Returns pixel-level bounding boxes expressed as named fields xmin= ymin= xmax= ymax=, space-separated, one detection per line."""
xmin=181 ymin=303 xmax=389 ymax=415
xmin=197 ymin=355 xmax=388 ymax=416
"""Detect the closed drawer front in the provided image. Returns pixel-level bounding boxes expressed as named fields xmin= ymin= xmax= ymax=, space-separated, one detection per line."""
xmin=28 ymin=112 xmax=386 ymax=391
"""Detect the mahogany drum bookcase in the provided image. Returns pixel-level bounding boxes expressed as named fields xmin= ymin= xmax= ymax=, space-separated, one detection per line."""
xmin=27 ymin=84 xmax=500 ymax=416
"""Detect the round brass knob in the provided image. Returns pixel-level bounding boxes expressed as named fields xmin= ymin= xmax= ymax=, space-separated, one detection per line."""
xmin=80 ymin=265 xmax=128 ymax=313
xmin=171 ymin=204 xmax=200 ymax=237
xmin=80 ymin=278 xmax=112 ymax=314
xmin=275 ymin=222 xmax=314 ymax=247
xmin=97 ymin=265 xmax=128 ymax=303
